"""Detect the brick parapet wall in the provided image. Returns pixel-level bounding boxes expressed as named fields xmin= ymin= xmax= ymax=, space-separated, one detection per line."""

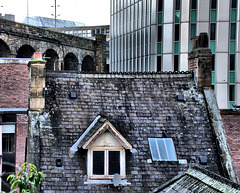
xmin=221 ymin=113 xmax=240 ymax=179
xmin=0 ymin=62 xmax=29 ymax=108
xmin=0 ymin=18 xmax=95 ymax=50
xmin=15 ymin=114 xmax=28 ymax=171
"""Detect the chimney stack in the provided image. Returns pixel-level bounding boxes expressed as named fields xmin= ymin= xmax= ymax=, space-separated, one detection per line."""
xmin=188 ymin=33 xmax=213 ymax=92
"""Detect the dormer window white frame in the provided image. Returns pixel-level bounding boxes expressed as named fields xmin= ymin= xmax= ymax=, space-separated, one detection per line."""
xmin=88 ymin=148 xmax=126 ymax=179
xmin=70 ymin=115 xmax=132 ymax=182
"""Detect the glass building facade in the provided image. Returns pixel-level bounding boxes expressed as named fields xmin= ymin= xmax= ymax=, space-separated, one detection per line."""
xmin=110 ymin=0 xmax=240 ymax=109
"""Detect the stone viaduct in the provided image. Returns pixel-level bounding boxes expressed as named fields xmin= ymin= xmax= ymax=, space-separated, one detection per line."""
xmin=0 ymin=18 xmax=107 ymax=72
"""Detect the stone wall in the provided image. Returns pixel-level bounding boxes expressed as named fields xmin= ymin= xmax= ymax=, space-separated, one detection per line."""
xmin=36 ymin=72 xmax=224 ymax=193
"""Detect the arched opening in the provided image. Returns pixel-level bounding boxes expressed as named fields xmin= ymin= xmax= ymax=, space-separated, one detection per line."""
xmin=64 ymin=53 xmax=78 ymax=71
xmin=17 ymin=45 xmax=35 ymax=58
xmin=82 ymin=55 xmax=95 ymax=72
xmin=43 ymin=49 xmax=59 ymax=71
xmin=0 ymin=39 xmax=12 ymax=57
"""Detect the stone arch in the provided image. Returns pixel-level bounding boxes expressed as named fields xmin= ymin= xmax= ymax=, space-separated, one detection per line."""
xmin=0 ymin=39 xmax=12 ymax=57
xmin=82 ymin=55 xmax=95 ymax=72
xmin=17 ymin=45 xmax=35 ymax=58
xmin=43 ymin=49 xmax=60 ymax=71
xmin=64 ymin=52 xmax=78 ymax=71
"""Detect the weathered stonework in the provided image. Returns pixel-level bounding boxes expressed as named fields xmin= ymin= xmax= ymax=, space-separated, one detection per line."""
xmin=33 ymin=71 xmax=228 ymax=192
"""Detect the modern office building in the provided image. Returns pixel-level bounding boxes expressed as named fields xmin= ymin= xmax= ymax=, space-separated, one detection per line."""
xmin=110 ymin=0 xmax=240 ymax=109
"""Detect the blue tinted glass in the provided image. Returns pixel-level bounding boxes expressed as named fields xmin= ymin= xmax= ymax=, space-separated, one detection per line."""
xmin=157 ymin=139 xmax=168 ymax=160
xmin=165 ymin=138 xmax=177 ymax=161
xmin=148 ymin=138 xmax=160 ymax=161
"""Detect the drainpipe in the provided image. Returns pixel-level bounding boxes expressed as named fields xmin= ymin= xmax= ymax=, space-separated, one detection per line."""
xmin=0 ymin=124 xmax=2 ymax=193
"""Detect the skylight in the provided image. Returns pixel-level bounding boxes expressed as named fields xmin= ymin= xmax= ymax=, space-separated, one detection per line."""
xmin=148 ymin=138 xmax=177 ymax=161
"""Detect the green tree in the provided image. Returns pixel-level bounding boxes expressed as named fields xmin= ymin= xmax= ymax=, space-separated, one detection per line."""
xmin=7 ymin=162 xmax=44 ymax=193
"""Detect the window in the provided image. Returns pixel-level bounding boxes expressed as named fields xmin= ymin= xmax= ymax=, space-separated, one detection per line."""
xmin=148 ymin=138 xmax=177 ymax=161
xmin=88 ymin=149 xmax=125 ymax=179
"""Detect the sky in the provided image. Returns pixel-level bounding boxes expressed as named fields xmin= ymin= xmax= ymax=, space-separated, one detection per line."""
xmin=1 ymin=0 xmax=110 ymax=26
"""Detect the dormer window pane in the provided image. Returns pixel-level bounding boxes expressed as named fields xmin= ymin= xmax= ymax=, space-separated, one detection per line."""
xmin=93 ymin=151 xmax=104 ymax=175
xmin=109 ymin=151 xmax=120 ymax=175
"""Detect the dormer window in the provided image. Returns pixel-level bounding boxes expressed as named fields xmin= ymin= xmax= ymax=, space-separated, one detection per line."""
xmin=70 ymin=115 xmax=132 ymax=182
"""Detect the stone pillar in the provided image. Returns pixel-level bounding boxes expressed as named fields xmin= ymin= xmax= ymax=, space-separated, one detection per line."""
xmin=29 ymin=52 xmax=46 ymax=114
xmin=188 ymin=33 xmax=213 ymax=92
xmin=28 ymin=52 xmax=46 ymax=169
xmin=95 ymin=34 xmax=107 ymax=73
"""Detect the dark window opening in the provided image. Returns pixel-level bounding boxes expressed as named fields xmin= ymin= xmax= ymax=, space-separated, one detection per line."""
xmin=175 ymin=24 xmax=180 ymax=41
xmin=211 ymin=0 xmax=217 ymax=9
xmin=2 ymin=114 xmax=16 ymax=123
xmin=212 ymin=54 xmax=215 ymax=71
xmin=191 ymin=0 xmax=197 ymax=9
xmin=232 ymin=0 xmax=237 ymax=8
xmin=175 ymin=0 xmax=181 ymax=10
xmin=174 ymin=55 xmax=179 ymax=71
xmin=93 ymin=151 xmax=104 ymax=175
xmin=2 ymin=134 xmax=15 ymax=152
xmin=210 ymin=23 xmax=216 ymax=40
xmin=157 ymin=56 xmax=162 ymax=72
xmin=230 ymin=54 xmax=235 ymax=71
xmin=158 ymin=0 xmax=163 ymax=12
xmin=17 ymin=45 xmax=35 ymax=58
xmin=82 ymin=55 xmax=95 ymax=72
xmin=109 ymin=151 xmax=120 ymax=175
xmin=230 ymin=23 xmax=236 ymax=40
xmin=64 ymin=53 xmax=78 ymax=71
xmin=158 ymin=26 xmax=162 ymax=42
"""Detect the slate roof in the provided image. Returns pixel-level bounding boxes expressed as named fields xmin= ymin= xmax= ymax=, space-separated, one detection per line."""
xmin=41 ymin=72 xmax=234 ymax=192
xmin=152 ymin=165 xmax=240 ymax=193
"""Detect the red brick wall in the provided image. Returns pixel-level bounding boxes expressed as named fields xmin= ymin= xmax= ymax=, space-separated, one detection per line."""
xmin=15 ymin=114 xmax=28 ymax=170
xmin=221 ymin=113 xmax=240 ymax=179
xmin=0 ymin=63 xmax=29 ymax=108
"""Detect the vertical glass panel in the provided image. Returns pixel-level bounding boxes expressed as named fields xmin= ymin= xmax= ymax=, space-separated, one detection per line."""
xmin=229 ymin=85 xmax=235 ymax=101
xmin=190 ymin=41 xmax=193 ymax=51
xmin=211 ymin=0 xmax=217 ymax=9
xmin=158 ymin=26 xmax=162 ymax=42
xmin=191 ymin=0 xmax=197 ymax=9
xmin=157 ymin=139 xmax=168 ymax=160
xmin=210 ymin=23 xmax=216 ymax=40
xmin=174 ymin=42 xmax=179 ymax=54
xmin=231 ymin=9 xmax=237 ymax=22
xmin=190 ymin=24 xmax=196 ymax=39
xmin=175 ymin=24 xmax=180 ymax=41
xmin=230 ymin=41 xmax=236 ymax=53
xmin=229 ymin=72 xmax=235 ymax=84
xmin=211 ymin=10 xmax=216 ymax=22
xmin=158 ymin=0 xmax=163 ymax=12
xmin=175 ymin=0 xmax=181 ymax=10
xmin=191 ymin=10 xmax=197 ymax=22
xmin=230 ymin=23 xmax=236 ymax=40
xmin=230 ymin=54 xmax=235 ymax=70
xmin=175 ymin=11 xmax=180 ymax=23
xmin=212 ymin=54 xmax=215 ymax=71
xmin=232 ymin=0 xmax=237 ymax=8
xmin=157 ymin=56 xmax=162 ymax=72
xmin=210 ymin=41 xmax=215 ymax=53
xmin=109 ymin=151 xmax=120 ymax=175
xmin=174 ymin=55 xmax=179 ymax=71
xmin=148 ymin=138 xmax=160 ymax=161
xmin=93 ymin=151 xmax=104 ymax=175
xmin=165 ymin=138 xmax=177 ymax=161
xmin=212 ymin=71 xmax=215 ymax=84
xmin=157 ymin=43 xmax=162 ymax=54
xmin=229 ymin=102 xmax=235 ymax=109
xmin=158 ymin=12 xmax=163 ymax=24
xmin=2 ymin=134 xmax=15 ymax=152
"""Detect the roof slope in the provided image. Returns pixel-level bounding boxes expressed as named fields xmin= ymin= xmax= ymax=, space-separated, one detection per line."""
xmin=152 ymin=165 xmax=240 ymax=193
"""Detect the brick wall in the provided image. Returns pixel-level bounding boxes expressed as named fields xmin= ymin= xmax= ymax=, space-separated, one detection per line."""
xmin=0 ymin=63 xmax=29 ymax=108
xmin=221 ymin=113 xmax=240 ymax=179
xmin=15 ymin=114 xmax=28 ymax=170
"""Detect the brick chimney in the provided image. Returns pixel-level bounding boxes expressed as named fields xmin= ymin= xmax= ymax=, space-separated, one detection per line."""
xmin=95 ymin=34 xmax=107 ymax=73
xmin=188 ymin=33 xmax=213 ymax=92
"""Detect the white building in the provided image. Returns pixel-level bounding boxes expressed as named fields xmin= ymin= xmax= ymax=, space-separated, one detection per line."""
xmin=110 ymin=0 xmax=240 ymax=109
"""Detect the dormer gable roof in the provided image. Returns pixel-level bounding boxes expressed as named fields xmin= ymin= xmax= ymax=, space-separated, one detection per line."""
xmin=70 ymin=115 xmax=132 ymax=152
